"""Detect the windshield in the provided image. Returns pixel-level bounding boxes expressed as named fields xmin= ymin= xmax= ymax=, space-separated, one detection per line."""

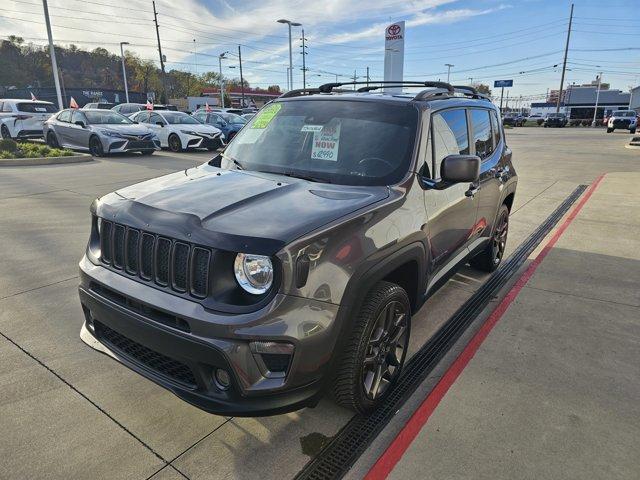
xmin=223 ymin=99 xmax=419 ymax=186
xmin=613 ymin=111 xmax=635 ymax=117
xmin=18 ymin=102 xmax=58 ymax=113
xmin=84 ymin=111 xmax=132 ymax=124
xmin=162 ymin=112 xmax=200 ymax=124
xmin=220 ymin=113 xmax=246 ymax=124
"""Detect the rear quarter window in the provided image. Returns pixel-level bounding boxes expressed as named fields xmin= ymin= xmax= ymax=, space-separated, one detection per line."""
xmin=470 ymin=109 xmax=494 ymax=160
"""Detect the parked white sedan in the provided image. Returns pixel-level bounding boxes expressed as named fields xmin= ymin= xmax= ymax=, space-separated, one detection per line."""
xmin=0 ymin=99 xmax=58 ymax=140
xmin=130 ymin=110 xmax=224 ymax=152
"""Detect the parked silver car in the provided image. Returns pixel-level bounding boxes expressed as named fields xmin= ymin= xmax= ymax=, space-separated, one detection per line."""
xmin=44 ymin=109 xmax=160 ymax=156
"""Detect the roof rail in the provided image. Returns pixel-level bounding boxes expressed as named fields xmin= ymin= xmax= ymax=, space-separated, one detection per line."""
xmin=452 ymin=85 xmax=491 ymax=100
xmin=279 ymin=87 xmax=351 ymax=98
xmin=356 ymin=82 xmax=436 ymax=92
xmin=318 ymin=80 xmax=455 ymax=94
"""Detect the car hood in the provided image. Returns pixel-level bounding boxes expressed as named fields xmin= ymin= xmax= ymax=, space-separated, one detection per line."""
xmin=99 ymin=164 xmax=389 ymax=254
xmin=92 ymin=124 xmax=153 ymax=136
xmin=170 ymin=123 xmax=221 ymax=134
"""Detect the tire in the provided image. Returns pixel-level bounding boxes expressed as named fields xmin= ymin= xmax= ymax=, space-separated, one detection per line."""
xmin=332 ymin=281 xmax=411 ymax=414
xmin=89 ymin=135 xmax=104 ymax=157
xmin=140 ymin=149 xmax=155 ymax=155
xmin=1 ymin=124 xmax=12 ymax=140
xmin=607 ymin=128 xmax=613 ymax=133
xmin=47 ymin=131 xmax=59 ymax=148
xmin=470 ymin=204 xmax=510 ymax=272
xmin=168 ymin=134 xmax=182 ymax=152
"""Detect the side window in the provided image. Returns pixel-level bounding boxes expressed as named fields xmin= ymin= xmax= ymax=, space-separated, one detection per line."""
xmin=58 ymin=110 xmax=71 ymax=122
xmin=490 ymin=110 xmax=501 ymax=150
xmin=149 ymin=113 xmax=162 ymax=124
xmin=137 ymin=112 xmax=150 ymax=123
xmin=2 ymin=103 xmax=12 ymax=112
xmin=194 ymin=113 xmax=206 ymax=122
xmin=431 ymin=109 xmax=469 ymax=178
xmin=470 ymin=109 xmax=493 ymax=160
xmin=71 ymin=110 xmax=87 ymax=124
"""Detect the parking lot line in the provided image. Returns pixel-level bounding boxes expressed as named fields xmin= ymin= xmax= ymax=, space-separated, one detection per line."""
xmin=364 ymin=173 xmax=606 ymax=480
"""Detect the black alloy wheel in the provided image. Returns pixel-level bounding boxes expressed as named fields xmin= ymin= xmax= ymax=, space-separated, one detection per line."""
xmin=168 ymin=134 xmax=182 ymax=152
xmin=490 ymin=206 xmax=509 ymax=267
xmin=1 ymin=124 xmax=12 ymax=140
xmin=362 ymin=300 xmax=409 ymax=401
xmin=89 ymin=136 xmax=104 ymax=157
xmin=47 ymin=131 xmax=59 ymax=148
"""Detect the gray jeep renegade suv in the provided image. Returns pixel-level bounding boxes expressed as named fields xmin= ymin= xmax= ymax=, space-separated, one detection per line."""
xmin=79 ymin=81 xmax=517 ymax=416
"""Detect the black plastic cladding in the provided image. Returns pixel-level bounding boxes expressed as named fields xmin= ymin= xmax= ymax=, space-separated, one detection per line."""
xmin=294 ymin=185 xmax=588 ymax=480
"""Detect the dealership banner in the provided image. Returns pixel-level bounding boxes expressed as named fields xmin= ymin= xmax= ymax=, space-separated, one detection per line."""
xmin=384 ymin=21 xmax=405 ymax=93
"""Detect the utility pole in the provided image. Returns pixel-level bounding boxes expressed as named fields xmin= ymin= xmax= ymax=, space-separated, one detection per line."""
xmin=468 ymin=77 xmax=473 ymax=85
xmin=366 ymin=66 xmax=370 ymax=86
xmin=499 ymin=87 xmax=505 ymax=113
xmin=193 ymin=39 xmax=198 ymax=76
xmin=218 ymin=53 xmax=227 ymax=108
xmin=592 ymin=72 xmax=603 ymax=127
xmin=353 ymin=70 xmax=357 ymax=90
xmin=119 ymin=42 xmax=130 ymax=103
xmin=42 ymin=0 xmax=63 ymax=109
xmin=152 ymin=1 xmax=167 ymax=103
xmin=300 ymin=28 xmax=308 ymax=90
xmin=238 ymin=45 xmax=245 ymax=108
xmin=445 ymin=63 xmax=454 ymax=83
xmin=557 ymin=3 xmax=574 ymax=113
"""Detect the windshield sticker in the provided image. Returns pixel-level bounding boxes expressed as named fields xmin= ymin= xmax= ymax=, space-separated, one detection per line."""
xmin=301 ymin=124 xmax=324 ymax=132
xmin=311 ymin=123 xmax=341 ymax=161
xmin=252 ymin=103 xmax=281 ymax=129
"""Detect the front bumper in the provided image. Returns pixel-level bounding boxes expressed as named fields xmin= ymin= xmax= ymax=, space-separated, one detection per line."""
xmin=106 ymin=137 xmax=161 ymax=153
xmin=78 ymin=256 xmax=340 ymax=416
xmin=17 ymin=129 xmax=44 ymax=139
xmin=183 ymin=133 xmax=223 ymax=149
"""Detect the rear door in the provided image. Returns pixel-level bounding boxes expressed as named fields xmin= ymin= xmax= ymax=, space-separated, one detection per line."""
xmin=54 ymin=110 xmax=73 ymax=145
xmin=424 ymin=107 xmax=479 ymax=282
xmin=147 ymin=113 xmax=168 ymax=145
xmin=471 ymin=108 xmax=510 ymax=248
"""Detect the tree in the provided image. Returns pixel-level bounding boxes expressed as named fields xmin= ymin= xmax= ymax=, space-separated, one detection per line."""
xmin=476 ymin=84 xmax=492 ymax=96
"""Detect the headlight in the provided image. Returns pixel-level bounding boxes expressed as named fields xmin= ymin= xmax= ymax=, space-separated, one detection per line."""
xmin=100 ymin=129 xmax=123 ymax=138
xmin=234 ymin=253 xmax=273 ymax=295
xmin=180 ymin=130 xmax=199 ymax=135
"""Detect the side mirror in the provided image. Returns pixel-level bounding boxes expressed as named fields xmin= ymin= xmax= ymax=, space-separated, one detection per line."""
xmin=74 ymin=120 xmax=85 ymax=128
xmin=133 ymin=121 xmax=139 ymax=124
xmin=441 ymin=154 xmax=480 ymax=184
xmin=156 ymin=121 xmax=165 ymax=127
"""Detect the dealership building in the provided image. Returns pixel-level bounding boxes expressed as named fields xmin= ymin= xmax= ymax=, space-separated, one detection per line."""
xmin=0 ymin=87 xmax=147 ymax=107
xmin=530 ymin=84 xmax=632 ymax=120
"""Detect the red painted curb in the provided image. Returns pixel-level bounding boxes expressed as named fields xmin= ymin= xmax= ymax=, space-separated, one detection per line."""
xmin=364 ymin=174 xmax=606 ymax=480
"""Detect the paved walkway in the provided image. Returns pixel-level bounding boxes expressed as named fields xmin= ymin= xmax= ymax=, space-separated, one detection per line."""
xmin=364 ymin=172 xmax=640 ymax=479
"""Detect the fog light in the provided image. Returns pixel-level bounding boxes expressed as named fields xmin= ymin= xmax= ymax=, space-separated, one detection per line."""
xmin=214 ymin=368 xmax=231 ymax=390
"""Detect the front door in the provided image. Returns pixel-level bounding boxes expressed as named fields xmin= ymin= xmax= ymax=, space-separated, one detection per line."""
xmin=424 ymin=107 xmax=479 ymax=284
xmin=70 ymin=110 xmax=92 ymax=149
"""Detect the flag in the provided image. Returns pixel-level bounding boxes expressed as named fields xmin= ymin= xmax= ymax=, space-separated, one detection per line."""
xmin=30 ymin=91 xmax=37 ymax=101
xmin=69 ymin=97 xmax=79 ymax=109
xmin=146 ymin=100 xmax=153 ymax=110
xmin=205 ymin=102 xmax=212 ymax=112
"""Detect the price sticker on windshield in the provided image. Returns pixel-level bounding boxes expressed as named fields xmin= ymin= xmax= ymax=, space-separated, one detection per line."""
xmin=252 ymin=103 xmax=281 ymax=129
xmin=311 ymin=123 xmax=341 ymax=161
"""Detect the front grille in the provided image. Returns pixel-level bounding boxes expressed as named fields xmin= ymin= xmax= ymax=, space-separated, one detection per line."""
xmin=95 ymin=321 xmax=197 ymax=388
xmin=99 ymin=220 xmax=212 ymax=299
xmin=126 ymin=140 xmax=155 ymax=149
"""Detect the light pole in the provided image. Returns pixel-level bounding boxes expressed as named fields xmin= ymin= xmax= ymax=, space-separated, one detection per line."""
xmin=119 ymin=41 xmax=130 ymax=103
xmin=445 ymin=63 xmax=454 ymax=83
xmin=42 ymin=0 xmax=63 ymax=109
xmin=218 ymin=52 xmax=228 ymax=108
xmin=277 ymin=19 xmax=301 ymax=91
xmin=592 ymin=72 xmax=603 ymax=127
xmin=193 ymin=39 xmax=198 ymax=76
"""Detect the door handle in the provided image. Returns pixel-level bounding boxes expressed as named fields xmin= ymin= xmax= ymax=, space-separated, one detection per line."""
xmin=465 ymin=184 xmax=480 ymax=197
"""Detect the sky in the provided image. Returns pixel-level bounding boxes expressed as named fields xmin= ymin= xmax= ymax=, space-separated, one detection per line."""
xmin=1 ymin=0 xmax=639 ymax=104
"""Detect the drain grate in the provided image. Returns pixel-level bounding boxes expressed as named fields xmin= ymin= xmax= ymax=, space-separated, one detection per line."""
xmin=295 ymin=185 xmax=588 ymax=480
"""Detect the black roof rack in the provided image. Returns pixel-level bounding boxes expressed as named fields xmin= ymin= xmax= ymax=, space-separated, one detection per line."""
xmin=279 ymin=87 xmax=351 ymax=98
xmin=452 ymin=85 xmax=491 ymax=100
xmin=318 ymin=80 xmax=455 ymax=94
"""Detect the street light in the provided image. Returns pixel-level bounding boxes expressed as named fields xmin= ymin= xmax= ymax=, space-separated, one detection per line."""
xmin=592 ymin=72 xmax=603 ymax=127
xmin=445 ymin=63 xmax=454 ymax=83
xmin=119 ymin=41 xmax=130 ymax=103
xmin=277 ymin=19 xmax=301 ymax=91
xmin=218 ymin=52 xmax=229 ymax=108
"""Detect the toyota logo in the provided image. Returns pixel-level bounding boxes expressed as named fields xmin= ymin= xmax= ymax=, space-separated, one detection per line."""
xmin=387 ymin=24 xmax=401 ymax=36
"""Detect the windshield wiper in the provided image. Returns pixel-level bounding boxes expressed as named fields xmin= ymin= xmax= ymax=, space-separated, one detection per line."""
xmin=220 ymin=153 xmax=244 ymax=170
xmin=279 ymin=171 xmax=332 ymax=184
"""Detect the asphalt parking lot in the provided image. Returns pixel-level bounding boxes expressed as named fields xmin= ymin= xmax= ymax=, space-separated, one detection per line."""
xmin=1 ymin=128 xmax=639 ymax=479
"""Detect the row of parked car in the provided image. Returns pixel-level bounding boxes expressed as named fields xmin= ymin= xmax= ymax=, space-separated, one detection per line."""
xmin=502 ymin=110 xmax=638 ymax=133
xmin=0 ymin=98 xmax=258 ymax=156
